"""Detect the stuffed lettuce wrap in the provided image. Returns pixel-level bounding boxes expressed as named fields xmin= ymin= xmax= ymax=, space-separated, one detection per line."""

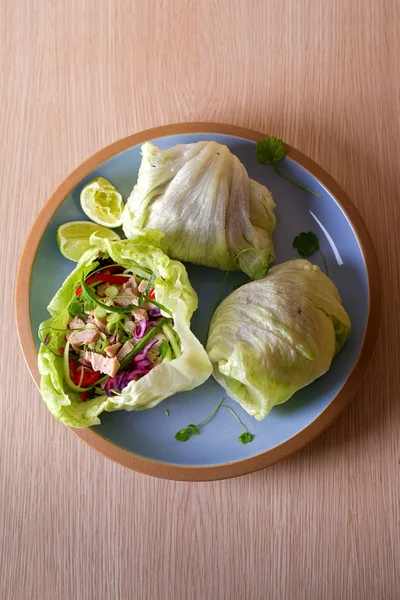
xmin=38 ymin=230 xmax=212 ymax=427
xmin=206 ymin=259 xmax=351 ymax=420
xmin=122 ymin=141 xmax=276 ymax=279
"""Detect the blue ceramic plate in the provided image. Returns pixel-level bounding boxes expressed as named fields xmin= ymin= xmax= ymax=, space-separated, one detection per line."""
xmin=16 ymin=124 xmax=380 ymax=480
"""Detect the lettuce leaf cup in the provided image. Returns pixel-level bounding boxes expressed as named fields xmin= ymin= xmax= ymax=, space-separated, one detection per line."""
xmin=122 ymin=141 xmax=276 ymax=279
xmin=206 ymin=259 xmax=351 ymax=420
xmin=38 ymin=229 xmax=212 ymax=427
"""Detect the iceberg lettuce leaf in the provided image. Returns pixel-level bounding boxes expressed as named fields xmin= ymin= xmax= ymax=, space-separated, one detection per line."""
xmin=122 ymin=141 xmax=276 ymax=278
xmin=206 ymin=259 xmax=351 ymax=420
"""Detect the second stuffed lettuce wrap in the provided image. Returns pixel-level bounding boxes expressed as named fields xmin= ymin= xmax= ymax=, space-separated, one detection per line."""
xmin=206 ymin=259 xmax=351 ymax=420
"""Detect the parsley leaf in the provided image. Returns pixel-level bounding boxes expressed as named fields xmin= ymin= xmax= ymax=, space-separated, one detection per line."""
xmin=174 ymin=398 xmax=224 ymax=442
xmin=255 ymin=136 xmax=322 ymax=198
xmin=255 ymin=136 xmax=286 ymax=164
xmin=175 ymin=428 xmax=192 ymax=442
xmin=293 ymin=231 xmax=319 ymax=256
xmin=293 ymin=231 xmax=329 ymax=275
xmin=239 ymin=432 xmax=255 ymax=445
xmin=165 ymin=409 xmax=170 ymax=417
xmin=222 ymin=405 xmax=255 ymax=445
xmin=68 ymin=299 xmax=84 ymax=317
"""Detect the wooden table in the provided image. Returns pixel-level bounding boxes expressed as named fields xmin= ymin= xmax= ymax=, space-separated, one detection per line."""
xmin=1 ymin=1 xmax=399 ymax=598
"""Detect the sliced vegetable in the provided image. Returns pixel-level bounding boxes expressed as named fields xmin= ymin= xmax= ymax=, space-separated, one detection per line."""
xmin=159 ymin=339 xmax=172 ymax=361
xmin=162 ymin=323 xmax=182 ymax=358
xmin=105 ymin=285 xmax=119 ymax=298
xmin=63 ymin=342 xmax=103 ymax=392
xmin=119 ymin=318 xmax=168 ymax=369
xmin=94 ymin=306 xmax=107 ymax=319
xmin=75 ymin=273 xmax=129 ymax=296
xmin=134 ymin=319 xmax=147 ymax=339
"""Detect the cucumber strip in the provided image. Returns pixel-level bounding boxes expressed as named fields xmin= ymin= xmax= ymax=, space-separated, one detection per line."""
xmin=119 ymin=318 xmax=169 ymax=369
xmin=162 ymin=323 xmax=182 ymax=359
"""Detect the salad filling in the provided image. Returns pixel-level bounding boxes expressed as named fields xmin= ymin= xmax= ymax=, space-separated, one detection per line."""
xmin=44 ymin=258 xmax=181 ymax=401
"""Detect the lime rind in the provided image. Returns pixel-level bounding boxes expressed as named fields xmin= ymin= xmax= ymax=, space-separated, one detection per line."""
xmin=57 ymin=220 xmax=120 ymax=262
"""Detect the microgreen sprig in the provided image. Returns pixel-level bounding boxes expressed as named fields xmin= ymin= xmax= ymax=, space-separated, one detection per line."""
xmin=293 ymin=231 xmax=329 ymax=275
xmin=256 ymin=136 xmax=322 ymax=198
xmin=222 ymin=405 xmax=255 ymax=444
xmin=175 ymin=397 xmax=224 ymax=442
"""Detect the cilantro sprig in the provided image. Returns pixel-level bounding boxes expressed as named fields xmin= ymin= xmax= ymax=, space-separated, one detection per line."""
xmin=175 ymin=398 xmax=224 ymax=442
xmin=293 ymin=231 xmax=329 ymax=275
xmin=174 ymin=398 xmax=255 ymax=445
xmin=222 ymin=405 xmax=255 ymax=444
xmin=256 ymin=136 xmax=322 ymax=198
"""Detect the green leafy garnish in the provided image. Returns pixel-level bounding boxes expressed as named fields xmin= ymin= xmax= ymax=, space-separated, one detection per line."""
xmin=222 ymin=405 xmax=255 ymax=444
xmin=256 ymin=136 xmax=286 ymax=164
xmin=256 ymin=136 xmax=322 ymax=198
xmin=293 ymin=231 xmax=329 ymax=275
xmin=174 ymin=398 xmax=224 ymax=442
xmin=84 ymin=299 xmax=96 ymax=312
xmin=165 ymin=409 xmax=170 ymax=417
xmin=68 ymin=299 xmax=84 ymax=317
xmin=175 ymin=428 xmax=192 ymax=442
xmin=238 ymin=432 xmax=255 ymax=444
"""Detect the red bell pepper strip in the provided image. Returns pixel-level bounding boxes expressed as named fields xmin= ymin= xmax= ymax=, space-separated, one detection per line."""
xmin=75 ymin=273 xmax=129 ymax=296
xmin=69 ymin=359 xmax=100 ymax=387
xmin=148 ymin=288 xmax=156 ymax=300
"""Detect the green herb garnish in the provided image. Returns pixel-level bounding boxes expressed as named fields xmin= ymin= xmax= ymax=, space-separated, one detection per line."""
xmin=256 ymin=136 xmax=322 ymax=197
xmin=175 ymin=397 xmax=224 ymax=442
xmin=222 ymin=405 xmax=255 ymax=444
xmin=165 ymin=409 xmax=170 ymax=417
xmin=68 ymin=299 xmax=84 ymax=317
xmin=293 ymin=231 xmax=329 ymax=275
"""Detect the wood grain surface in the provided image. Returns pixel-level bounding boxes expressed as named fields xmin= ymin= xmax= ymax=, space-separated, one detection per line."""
xmin=1 ymin=1 xmax=399 ymax=598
